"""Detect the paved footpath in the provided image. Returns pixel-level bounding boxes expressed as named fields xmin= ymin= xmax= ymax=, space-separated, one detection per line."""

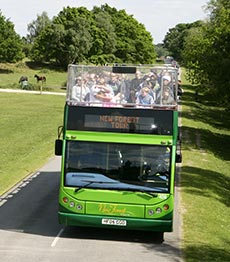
xmin=0 ymin=88 xmax=66 ymax=96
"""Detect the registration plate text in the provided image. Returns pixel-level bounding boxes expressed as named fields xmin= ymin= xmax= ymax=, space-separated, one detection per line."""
xmin=102 ymin=218 xmax=127 ymax=226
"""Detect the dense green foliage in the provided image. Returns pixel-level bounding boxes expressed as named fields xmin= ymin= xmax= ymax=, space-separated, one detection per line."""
xmin=163 ymin=0 xmax=230 ymax=107
xmin=98 ymin=5 xmax=155 ymax=64
xmin=28 ymin=5 xmax=155 ymax=68
xmin=30 ymin=7 xmax=93 ymax=67
xmin=154 ymin=43 xmax=169 ymax=59
xmin=163 ymin=21 xmax=203 ymax=62
xmin=183 ymin=0 xmax=230 ymax=105
xmin=0 ymin=12 xmax=24 ymax=62
xmin=27 ymin=11 xmax=51 ymax=43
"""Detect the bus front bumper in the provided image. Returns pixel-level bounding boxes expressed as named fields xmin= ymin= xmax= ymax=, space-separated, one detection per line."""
xmin=58 ymin=211 xmax=173 ymax=232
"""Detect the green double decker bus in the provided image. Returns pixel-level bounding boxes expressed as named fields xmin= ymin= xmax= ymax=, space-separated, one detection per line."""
xmin=55 ymin=64 xmax=182 ymax=241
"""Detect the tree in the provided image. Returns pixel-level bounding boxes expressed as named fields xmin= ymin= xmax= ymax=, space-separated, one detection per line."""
xmin=181 ymin=24 xmax=209 ymax=85
xmin=30 ymin=7 xmax=93 ymax=68
xmin=100 ymin=4 xmax=156 ymax=64
xmin=27 ymin=12 xmax=51 ymax=44
xmin=163 ymin=21 xmax=203 ymax=63
xmin=29 ymin=5 xmax=156 ymax=67
xmin=89 ymin=6 xmax=117 ymax=64
xmin=154 ymin=43 xmax=169 ymax=60
xmin=0 ymin=12 xmax=24 ymax=62
xmin=182 ymin=0 xmax=230 ymax=105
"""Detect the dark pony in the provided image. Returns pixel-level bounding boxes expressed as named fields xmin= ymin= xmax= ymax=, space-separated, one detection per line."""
xmin=19 ymin=76 xmax=28 ymax=83
xmin=34 ymin=74 xmax=46 ymax=83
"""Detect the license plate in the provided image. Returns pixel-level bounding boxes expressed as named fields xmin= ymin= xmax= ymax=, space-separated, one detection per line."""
xmin=102 ymin=218 xmax=127 ymax=226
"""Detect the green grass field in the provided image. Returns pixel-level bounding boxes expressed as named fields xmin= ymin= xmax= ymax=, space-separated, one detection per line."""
xmin=0 ymin=61 xmax=67 ymax=91
xmin=0 ymin=92 xmax=65 ymax=194
xmin=180 ymin=86 xmax=230 ymax=261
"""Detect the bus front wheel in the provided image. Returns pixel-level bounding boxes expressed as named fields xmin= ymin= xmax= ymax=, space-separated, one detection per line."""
xmin=154 ymin=232 xmax=164 ymax=243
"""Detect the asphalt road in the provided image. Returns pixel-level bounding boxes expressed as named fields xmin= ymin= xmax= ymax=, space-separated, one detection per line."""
xmin=0 ymin=156 xmax=183 ymax=262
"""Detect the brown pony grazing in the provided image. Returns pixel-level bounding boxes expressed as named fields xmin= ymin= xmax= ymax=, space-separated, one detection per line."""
xmin=34 ymin=74 xmax=46 ymax=83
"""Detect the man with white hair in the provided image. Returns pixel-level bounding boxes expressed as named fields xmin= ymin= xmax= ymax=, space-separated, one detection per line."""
xmin=72 ymin=77 xmax=90 ymax=102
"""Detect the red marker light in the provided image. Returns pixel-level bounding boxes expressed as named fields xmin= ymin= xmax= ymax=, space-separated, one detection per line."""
xmin=163 ymin=204 xmax=169 ymax=210
xmin=63 ymin=197 xmax=68 ymax=203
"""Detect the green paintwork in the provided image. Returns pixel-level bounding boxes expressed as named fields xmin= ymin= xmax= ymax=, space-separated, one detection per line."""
xmin=58 ymin=211 xmax=173 ymax=232
xmin=65 ymin=130 xmax=174 ymax=145
xmin=58 ymin=105 xmax=178 ymax=232
xmin=58 ymin=187 xmax=174 ymax=231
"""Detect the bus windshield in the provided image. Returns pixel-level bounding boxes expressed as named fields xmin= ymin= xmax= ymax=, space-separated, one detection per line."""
xmin=64 ymin=141 xmax=171 ymax=193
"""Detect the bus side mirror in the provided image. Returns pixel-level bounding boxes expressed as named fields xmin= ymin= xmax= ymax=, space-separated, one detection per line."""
xmin=55 ymin=139 xmax=63 ymax=156
xmin=176 ymin=153 xmax=182 ymax=163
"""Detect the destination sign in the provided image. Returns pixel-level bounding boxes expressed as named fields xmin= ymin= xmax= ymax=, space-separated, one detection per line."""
xmin=67 ymin=106 xmax=173 ymax=135
xmin=84 ymin=114 xmax=155 ymax=131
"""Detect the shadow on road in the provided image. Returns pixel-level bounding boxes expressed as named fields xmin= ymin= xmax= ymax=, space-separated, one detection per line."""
xmin=0 ymin=169 xmax=181 ymax=261
xmin=63 ymin=225 xmax=166 ymax=244
xmin=0 ymin=171 xmax=61 ymax=237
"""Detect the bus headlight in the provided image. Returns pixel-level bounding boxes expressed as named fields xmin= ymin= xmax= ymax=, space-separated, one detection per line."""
xmin=76 ymin=204 xmax=83 ymax=210
xmin=156 ymin=207 xmax=162 ymax=213
xmin=69 ymin=201 xmax=75 ymax=208
xmin=148 ymin=209 xmax=154 ymax=216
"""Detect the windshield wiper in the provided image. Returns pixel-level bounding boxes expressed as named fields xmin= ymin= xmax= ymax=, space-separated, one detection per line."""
xmin=74 ymin=180 xmax=119 ymax=193
xmin=123 ymin=188 xmax=158 ymax=197
xmin=74 ymin=180 xmax=160 ymax=197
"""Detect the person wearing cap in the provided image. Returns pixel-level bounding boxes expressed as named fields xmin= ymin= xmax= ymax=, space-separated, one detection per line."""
xmin=162 ymin=75 xmax=171 ymax=83
xmin=162 ymin=74 xmax=174 ymax=97
xmin=155 ymin=74 xmax=175 ymax=105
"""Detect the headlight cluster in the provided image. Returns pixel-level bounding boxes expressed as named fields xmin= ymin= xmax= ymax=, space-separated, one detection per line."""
xmin=62 ymin=197 xmax=83 ymax=210
xmin=148 ymin=204 xmax=170 ymax=216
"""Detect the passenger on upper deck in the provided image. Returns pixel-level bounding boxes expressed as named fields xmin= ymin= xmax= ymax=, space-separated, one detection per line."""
xmin=136 ymin=86 xmax=154 ymax=105
xmin=108 ymin=73 xmax=121 ymax=96
xmin=89 ymin=74 xmax=115 ymax=103
xmin=107 ymin=72 xmax=127 ymax=103
xmin=130 ymin=70 xmax=143 ymax=92
xmin=86 ymin=73 xmax=97 ymax=89
xmin=162 ymin=74 xmax=174 ymax=96
xmin=155 ymin=74 xmax=176 ymax=105
xmin=161 ymin=87 xmax=176 ymax=105
xmin=72 ymin=76 xmax=90 ymax=102
xmin=127 ymin=70 xmax=143 ymax=103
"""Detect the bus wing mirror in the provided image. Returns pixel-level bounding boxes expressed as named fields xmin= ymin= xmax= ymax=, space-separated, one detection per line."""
xmin=55 ymin=139 xmax=63 ymax=156
xmin=176 ymin=153 xmax=182 ymax=163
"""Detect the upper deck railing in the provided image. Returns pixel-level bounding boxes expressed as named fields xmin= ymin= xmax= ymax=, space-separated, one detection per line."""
xmin=66 ymin=64 xmax=179 ymax=109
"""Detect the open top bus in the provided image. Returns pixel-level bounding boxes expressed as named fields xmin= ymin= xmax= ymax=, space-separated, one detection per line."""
xmin=55 ymin=64 xmax=182 ymax=242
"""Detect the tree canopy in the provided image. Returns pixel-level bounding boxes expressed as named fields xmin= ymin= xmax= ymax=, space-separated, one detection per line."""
xmin=0 ymin=12 xmax=24 ymax=63
xmin=182 ymin=0 xmax=230 ymax=105
xmin=163 ymin=21 xmax=204 ymax=63
xmin=163 ymin=0 xmax=230 ymax=107
xmin=28 ymin=5 xmax=156 ymax=68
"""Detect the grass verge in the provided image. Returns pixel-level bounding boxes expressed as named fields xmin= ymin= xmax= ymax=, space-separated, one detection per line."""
xmin=181 ymin=86 xmax=230 ymax=261
xmin=0 ymin=61 xmax=67 ymax=91
xmin=0 ymin=92 xmax=65 ymax=195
